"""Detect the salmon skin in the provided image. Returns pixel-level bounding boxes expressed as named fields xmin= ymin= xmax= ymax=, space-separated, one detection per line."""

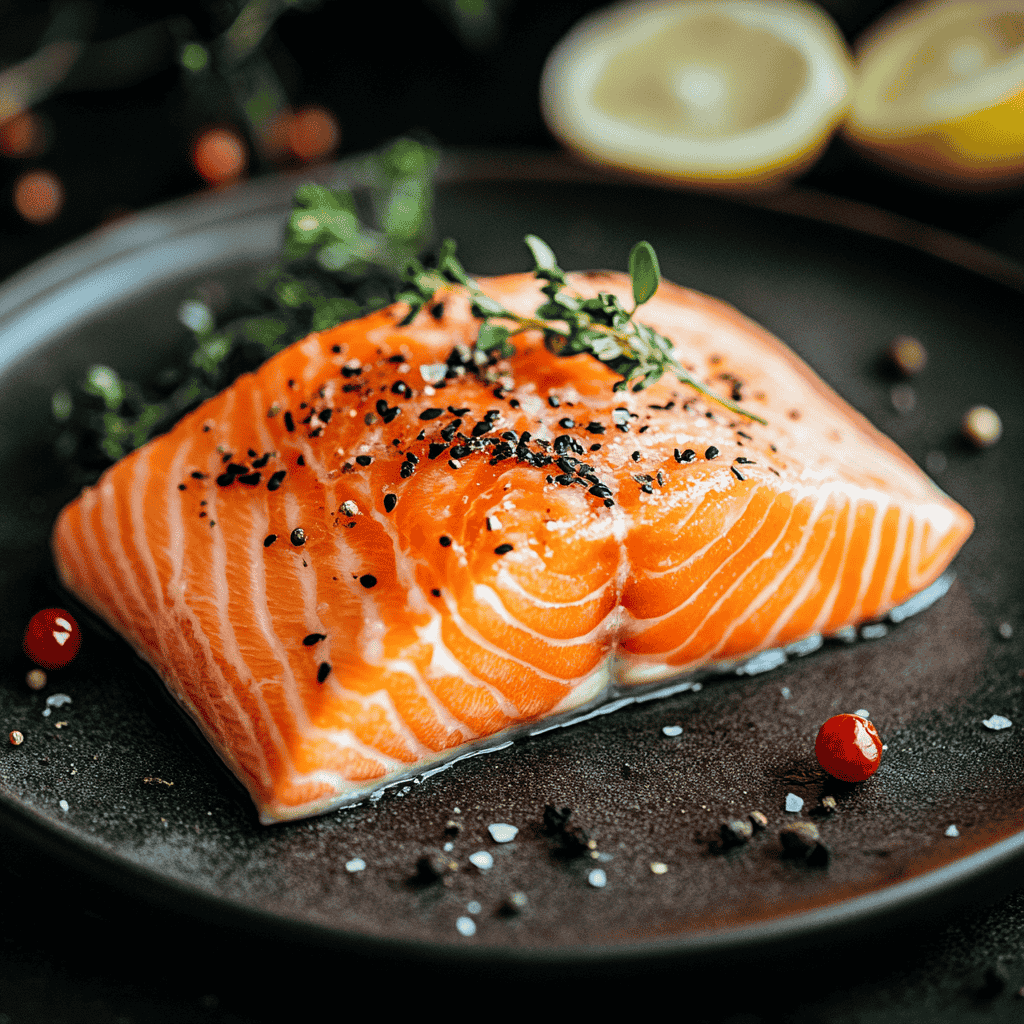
xmin=51 ymin=271 xmax=973 ymax=823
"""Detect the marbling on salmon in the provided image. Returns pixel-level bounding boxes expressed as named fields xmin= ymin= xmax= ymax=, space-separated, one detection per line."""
xmin=51 ymin=272 xmax=973 ymax=822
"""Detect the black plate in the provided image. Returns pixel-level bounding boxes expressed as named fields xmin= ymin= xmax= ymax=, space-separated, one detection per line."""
xmin=0 ymin=151 xmax=1021 ymax=969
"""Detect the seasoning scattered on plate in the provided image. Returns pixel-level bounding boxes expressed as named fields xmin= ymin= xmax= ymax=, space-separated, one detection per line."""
xmin=785 ymin=793 xmax=804 ymax=813
xmin=488 ymin=823 xmax=518 ymax=843
xmin=982 ymin=715 xmax=1013 ymax=731
xmin=962 ymin=405 xmax=1002 ymax=448
xmin=887 ymin=335 xmax=927 ymax=376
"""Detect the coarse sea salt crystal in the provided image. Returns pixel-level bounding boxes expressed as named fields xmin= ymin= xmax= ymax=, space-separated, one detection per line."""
xmin=456 ymin=916 xmax=476 ymax=936
xmin=983 ymin=715 xmax=1013 ymax=731
xmin=785 ymin=793 xmax=804 ymax=813
xmin=488 ymin=823 xmax=518 ymax=843
xmin=588 ymin=868 xmax=607 ymax=888
xmin=345 ymin=858 xmax=366 ymax=873
xmin=662 ymin=725 xmax=683 ymax=737
xmin=469 ymin=851 xmax=494 ymax=870
xmin=945 ymin=825 xmax=960 ymax=837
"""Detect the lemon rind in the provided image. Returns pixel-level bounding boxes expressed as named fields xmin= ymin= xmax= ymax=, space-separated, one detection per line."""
xmin=848 ymin=0 xmax=1024 ymax=137
xmin=540 ymin=0 xmax=855 ymax=184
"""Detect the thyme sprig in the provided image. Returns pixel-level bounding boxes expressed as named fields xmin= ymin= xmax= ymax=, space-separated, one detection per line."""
xmin=401 ymin=235 xmax=767 ymax=424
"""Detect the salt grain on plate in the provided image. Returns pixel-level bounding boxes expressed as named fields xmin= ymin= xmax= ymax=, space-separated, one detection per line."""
xmin=998 ymin=622 xmax=1013 ymax=640
xmin=488 ymin=823 xmax=518 ymax=843
xmin=983 ymin=715 xmax=1013 ymax=731
xmin=588 ymin=868 xmax=607 ymax=888
xmin=945 ymin=825 xmax=960 ymax=837
xmin=785 ymin=793 xmax=804 ymax=813
xmin=469 ymin=851 xmax=494 ymax=870
xmin=650 ymin=862 xmax=668 ymax=874
xmin=662 ymin=725 xmax=683 ymax=737
xmin=466 ymin=901 xmax=481 ymax=914
xmin=456 ymin=916 xmax=477 ymax=936
xmin=344 ymin=858 xmax=366 ymax=873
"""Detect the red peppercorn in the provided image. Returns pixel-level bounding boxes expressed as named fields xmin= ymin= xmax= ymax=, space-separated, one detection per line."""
xmin=814 ymin=713 xmax=882 ymax=782
xmin=23 ymin=608 xmax=81 ymax=670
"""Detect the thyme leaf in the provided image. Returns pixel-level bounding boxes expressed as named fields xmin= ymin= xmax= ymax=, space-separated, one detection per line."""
xmin=403 ymin=236 xmax=767 ymax=425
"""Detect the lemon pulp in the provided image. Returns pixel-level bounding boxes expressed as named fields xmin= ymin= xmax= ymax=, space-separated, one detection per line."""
xmin=847 ymin=0 xmax=1024 ymax=185
xmin=540 ymin=0 xmax=854 ymax=188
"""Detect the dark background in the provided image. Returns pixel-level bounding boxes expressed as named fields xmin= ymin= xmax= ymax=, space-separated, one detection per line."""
xmin=1 ymin=2 xmax=1023 ymax=1022
xmin=0 ymin=0 xmax=1023 ymax=280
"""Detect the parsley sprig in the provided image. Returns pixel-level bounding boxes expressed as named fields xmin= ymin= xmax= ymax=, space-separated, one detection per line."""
xmin=401 ymin=235 xmax=766 ymax=424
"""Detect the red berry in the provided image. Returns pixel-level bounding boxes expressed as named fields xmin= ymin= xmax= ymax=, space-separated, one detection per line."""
xmin=814 ymin=713 xmax=882 ymax=782
xmin=23 ymin=608 xmax=81 ymax=670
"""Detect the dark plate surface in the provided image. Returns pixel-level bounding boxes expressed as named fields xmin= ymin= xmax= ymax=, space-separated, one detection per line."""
xmin=0 ymin=152 xmax=1021 ymax=968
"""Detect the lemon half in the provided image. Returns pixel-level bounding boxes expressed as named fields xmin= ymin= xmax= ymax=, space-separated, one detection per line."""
xmin=540 ymin=0 xmax=855 ymax=188
xmin=846 ymin=0 xmax=1024 ymax=188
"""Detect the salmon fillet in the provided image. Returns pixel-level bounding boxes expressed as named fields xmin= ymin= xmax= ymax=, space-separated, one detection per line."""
xmin=51 ymin=272 xmax=974 ymax=822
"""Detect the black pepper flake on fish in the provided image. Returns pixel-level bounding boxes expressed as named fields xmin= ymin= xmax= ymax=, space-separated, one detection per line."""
xmin=440 ymin=420 xmax=462 ymax=442
xmin=428 ymin=442 xmax=448 ymax=460
xmin=705 ymin=446 xmax=720 ymax=459
xmin=356 ymin=455 xmax=372 ymax=466
xmin=559 ymin=417 xmax=575 ymax=428
xmin=360 ymin=574 xmax=378 ymax=588
xmin=376 ymin=400 xmax=400 ymax=424
xmin=391 ymin=381 xmax=412 ymax=398
xmin=383 ymin=493 xmax=397 ymax=512
xmin=400 ymin=461 xmax=416 ymax=478
xmin=419 ymin=408 xmax=443 ymax=420
xmin=731 ymin=466 xmax=745 ymax=481
xmin=238 ymin=473 xmax=261 ymax=486
xmin=283 ymin=411 xmax=295 ymax=432
xmin=449 ymin=445 xmax=471 ymax=459
xmin=317 ymin=662 xmax=331 ymax=683
xmin=251 ymin=453 xmax=271 ymax=468
xmin=267 ymin=470 xmax=287 ymax=491
xmin=264 ymin=535 xmax=277 ymax=547
xmin=190 ymin=471 xmax=206 ymax=479
xmin=290 ymin=528 xmax=306 ymax=546
xmin=547 ymin=395 xmax=560 ymax=408
xmin=736 ymin=457 xmax=755 ymax=464
xmin=303 ymin=633 xmax=326 ymax=646
xmin=586 ymin=422 xmax=605 ymax=434
xmin=439 ymin=536 xmax=452 ymax=547
xmin=494 ymin=544 xmax=513 ymax=555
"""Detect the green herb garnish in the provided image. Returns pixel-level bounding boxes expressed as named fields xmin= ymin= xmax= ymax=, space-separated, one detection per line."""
xmin=53 ymin=137 xmax=439 ymax=479
xmin=402 ymin=235 xmax=767 ymax=424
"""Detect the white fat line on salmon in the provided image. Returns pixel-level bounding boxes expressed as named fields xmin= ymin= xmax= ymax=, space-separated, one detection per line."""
xmin=848 ymin=496 xmax=891 ymax=625
xmin=122 ymin=446 xmax=177 ymax=667
xmin=809 ymin=494 xmax=859 ymax=637
xmin=490 ymin=569 xmax=613 ymax=612
xmin=245 ymin=381 xmax=336 ymax=742
xmin=761 ymin=491 xmax=844 ymax=649
xmin=908 ymin=503 xmax=963 ymax=590
xmin=443 ymin=589 xmax=602 ymax=686
xmin=708 ymin=487 xmax=833 ymax=659
xmin=632 ymin=484 xmax=756 ymax=580
xmin=166 ymin=421 xmax=202 ymax=616
xmin=378 ymin=658 xmax=480 ymax=740
xmin=657 ymin=491 xmax=799 ymax=664
xmin=323 ymin=685 xmax=437 ymax=761
xmin=78 ymin=484 xmax=144 ymax=645
xmin=549 ymin=658 xmax=616 ymax=715
xmin=877 ymin=505 xmax=911 ymax=615
xmin=414 ymin=612 xmax=524 ymax=719
xmin=202 ymin=440 xmax=276 ymax=791
xmin=472 ymin=581 xmax=615 ymax=647
xmin=621 ymin=487 xmax=781 ymax=632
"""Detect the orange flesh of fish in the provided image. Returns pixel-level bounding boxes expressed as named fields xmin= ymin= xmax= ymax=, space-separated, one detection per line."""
xmin=51 ymin=272 xmax=974 ymax=822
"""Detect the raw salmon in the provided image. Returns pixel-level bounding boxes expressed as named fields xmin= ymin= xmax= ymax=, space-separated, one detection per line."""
xmin=51 ymin=272 xmax=973 ymax=822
